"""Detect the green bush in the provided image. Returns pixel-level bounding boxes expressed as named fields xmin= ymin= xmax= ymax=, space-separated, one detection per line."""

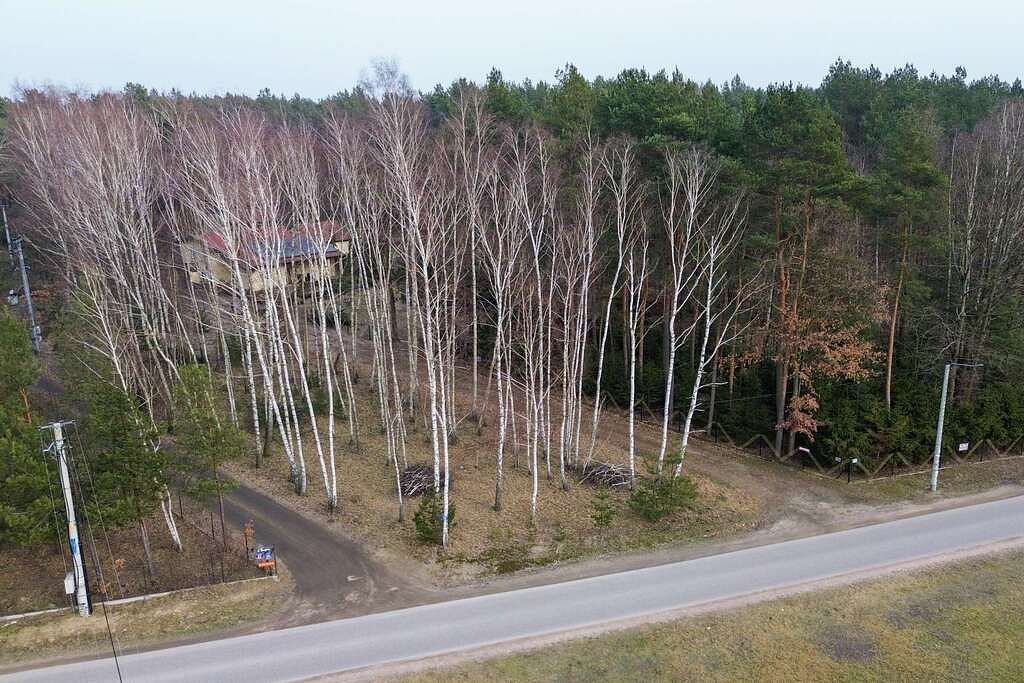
xmin=590 ymin=487 xmax=618 ymax=528
xmin=627 ymin=473 xmax=697 ymax=522
xmin=413 ymin=491 xmax=456 ymax=545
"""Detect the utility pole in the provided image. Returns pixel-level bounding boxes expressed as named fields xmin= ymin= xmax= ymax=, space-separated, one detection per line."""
xmin=0 ymin=197 xmax=12 ymax=263
xmin=41 ymin=421 xmax=91 ymax=616
xmin=12 ymin=236 xmax=42 ymax=353
xmin=930 ymin=361 xmax=982 ymax=492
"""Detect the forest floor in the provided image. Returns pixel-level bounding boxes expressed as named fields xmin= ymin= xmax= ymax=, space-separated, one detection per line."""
xmin=224 ymin=391 xmax=761 ymax=587
xmin=394 ymin=549 xmax=1024 ymax=682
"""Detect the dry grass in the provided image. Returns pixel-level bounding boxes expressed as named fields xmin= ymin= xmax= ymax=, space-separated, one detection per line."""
xmin=400 ymin=550 xmax=1024 ymax=682
xmin=852 ymin=456 xmax=1024 ymax=502
xmin=226 ymin=393 xmax=760 ymax=583
xmin=0 ymin=569 xmax=290 ymax=668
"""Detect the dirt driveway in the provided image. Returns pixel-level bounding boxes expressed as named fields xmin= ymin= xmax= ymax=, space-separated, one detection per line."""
xmin=222 ymin=483 xmax=434 ymax=625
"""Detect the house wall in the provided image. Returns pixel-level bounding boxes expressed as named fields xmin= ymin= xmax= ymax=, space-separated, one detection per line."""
xmin=178 ymin=237 xmax=346 ymax=291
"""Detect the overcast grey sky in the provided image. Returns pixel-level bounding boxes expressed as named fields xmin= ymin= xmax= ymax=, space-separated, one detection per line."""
xmin=2 ymin=1 xmax=1022 ymax=98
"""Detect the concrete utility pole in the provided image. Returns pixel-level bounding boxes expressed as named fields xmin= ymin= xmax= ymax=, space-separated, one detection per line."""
xmin=0 ymin=197 xmax=12 ymax=262
xmin=930 ymin=361 xmax=982 ymax=492
xmin=12 ymin=236 xmax=42 ymax=353
xmin=42 ymin=421 xmax=91 ymax=617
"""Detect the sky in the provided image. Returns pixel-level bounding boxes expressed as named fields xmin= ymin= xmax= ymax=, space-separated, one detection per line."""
xmin=2 ymin=1 xmax=1022 ymax=98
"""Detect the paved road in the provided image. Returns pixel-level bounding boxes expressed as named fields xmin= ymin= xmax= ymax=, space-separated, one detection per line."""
xmin=7 ymin=495 xmax=1023 ymax=683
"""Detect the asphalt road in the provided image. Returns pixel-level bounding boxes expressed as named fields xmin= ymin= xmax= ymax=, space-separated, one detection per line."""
xmin=7 ymin=495 xmax=1023 ymax=683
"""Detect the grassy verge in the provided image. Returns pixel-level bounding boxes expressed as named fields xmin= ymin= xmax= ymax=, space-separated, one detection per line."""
xmin=401 ymin=550 xmax=1024 ymax=682
xmin=0 ymin=568 xmax=291 ymax=669
xmin=853 ymin=457 xmax=1024 ymax=502
xmin=693 ymin=432 xmax=1024 ymax=505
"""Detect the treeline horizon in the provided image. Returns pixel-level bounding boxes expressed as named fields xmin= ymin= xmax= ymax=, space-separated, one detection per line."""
xmin=6 ymin=58 xmax=1021 ymax=124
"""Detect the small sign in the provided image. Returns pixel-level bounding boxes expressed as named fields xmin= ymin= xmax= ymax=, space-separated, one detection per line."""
xmin=64 ymin=572 xmax=75 ymax=595
xmin=254 ymin=546 xmax=276 ymax=570
xmin=958 ymin=442 xmax=970 ymax=453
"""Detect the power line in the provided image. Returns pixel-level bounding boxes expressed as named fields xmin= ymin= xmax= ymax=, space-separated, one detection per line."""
xmin=69 ymin=423 xmax=125 ymax=599
xmin=38 ymin=429 xmax=69 ymax=580
xmin=67 ymin=423 xmax=124 ymax=682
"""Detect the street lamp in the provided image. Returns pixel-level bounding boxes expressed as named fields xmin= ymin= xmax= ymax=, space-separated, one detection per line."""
xmin=929 ymin=360 xmax=982 ymax=492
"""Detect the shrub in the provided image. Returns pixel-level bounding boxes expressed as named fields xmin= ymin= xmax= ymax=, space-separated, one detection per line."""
xmin=627 ymin=473 xmax=697 ymax=522
xmin=590 ymin=487 xmax=617 ymax=528
xmin=413 ymin=491 xmax=456 ymax=545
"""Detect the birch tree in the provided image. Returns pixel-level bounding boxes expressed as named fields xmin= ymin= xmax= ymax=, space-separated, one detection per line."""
xmin=584 ymin=139 xmax=637 ymax=465
xmin=655 ymin=148 xmax=711 ymax=473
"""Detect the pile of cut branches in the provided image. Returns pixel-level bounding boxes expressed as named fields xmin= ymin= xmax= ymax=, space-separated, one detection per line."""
xmin=572 ymin=461 xmax=632 ymax=490
xmin=399 ymin=462 xmax=450 ymax=497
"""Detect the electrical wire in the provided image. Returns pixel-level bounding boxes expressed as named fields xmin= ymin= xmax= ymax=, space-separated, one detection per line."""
xmin=69 ymin=423 xmax=124 ymax=598
xmin=38 ymin=429 xmax=69 ymax=578
xmin=63 ymin=424 xmax=123 ymax=683
xmin=98 ymin=598 xmax=122 ymax=683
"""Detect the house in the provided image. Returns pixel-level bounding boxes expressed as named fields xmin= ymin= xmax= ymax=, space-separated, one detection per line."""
xmin=180 ymin=221 xmax=350 ymax=293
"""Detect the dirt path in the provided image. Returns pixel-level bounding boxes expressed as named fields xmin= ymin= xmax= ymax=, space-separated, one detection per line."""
xmin=221 ymin=483 xmax=433 ymax=625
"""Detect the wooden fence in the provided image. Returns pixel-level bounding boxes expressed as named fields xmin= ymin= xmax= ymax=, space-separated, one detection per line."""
xmin=703 ymin=422 xmax=1024 ymax=482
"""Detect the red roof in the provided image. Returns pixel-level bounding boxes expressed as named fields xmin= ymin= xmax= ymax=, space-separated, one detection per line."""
xmin=196 ymin=221 xmax=349 ymax=266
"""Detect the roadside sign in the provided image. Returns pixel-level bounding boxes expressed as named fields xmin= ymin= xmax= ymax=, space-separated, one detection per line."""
xmin=958 ymin=442 xmax=969 ymax=452
xmin=254 ymin=546 xmax=276 ymax=571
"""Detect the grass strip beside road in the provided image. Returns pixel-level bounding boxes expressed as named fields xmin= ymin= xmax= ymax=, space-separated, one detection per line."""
xmin=0 ymin=569 xmax=290 ymax=670
xmin=402 ymin=550 xmax=1024 ymax=682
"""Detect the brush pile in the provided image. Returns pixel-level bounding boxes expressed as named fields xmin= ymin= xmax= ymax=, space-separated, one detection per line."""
xmin=399 ymin=462 xmax=450 ymax=497
xmin=572 ymin=461 xmax=632 ymax=490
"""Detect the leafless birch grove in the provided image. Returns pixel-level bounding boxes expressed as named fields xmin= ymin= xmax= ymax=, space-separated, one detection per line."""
xmin=7 ymin=85 xmax=762 ymax=548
